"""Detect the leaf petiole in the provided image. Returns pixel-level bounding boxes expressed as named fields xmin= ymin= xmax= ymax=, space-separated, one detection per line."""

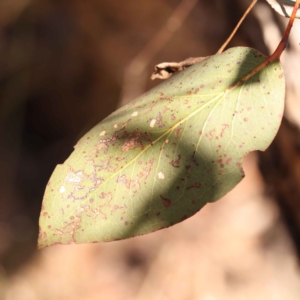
xmin=271 ymin=0 xmax=300 ymax=60
xmin=228 ymin=0 xmax=300 ymax=90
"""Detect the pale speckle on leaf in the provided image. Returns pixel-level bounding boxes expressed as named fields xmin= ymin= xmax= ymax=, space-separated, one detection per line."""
xmin=158 ymin=172 xmax=165 ymax=179
xmin=100 ymin=130 xmax=106 ymax=136
xmin=131 ymin=111 xmax=139 ymax=117
xmin=77 ymin=206 xmax=85 ymax=213
xmin=66 ymin=171 xmax=82 ymax=184
xmin=150 ymin=119 xmax=156 ymax=128
xmin=59 ymin=186 xmax=66 ymax=193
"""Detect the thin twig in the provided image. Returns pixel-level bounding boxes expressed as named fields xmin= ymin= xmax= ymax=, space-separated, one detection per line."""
xmin=151 ymin=0 xmax=258 ymax=81
xmin=119 ymin=0 xmax=198 ymax=106
xmin=217 ymin=0 xmax=257 ymax=53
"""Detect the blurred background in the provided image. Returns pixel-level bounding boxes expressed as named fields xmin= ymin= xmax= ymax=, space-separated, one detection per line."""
xmin=1 ymin=0 xmax=300 ymax=299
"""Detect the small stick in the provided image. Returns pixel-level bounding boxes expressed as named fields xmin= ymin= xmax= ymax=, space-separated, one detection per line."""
xmin=217 ymin=0 xmax=257 ymax=54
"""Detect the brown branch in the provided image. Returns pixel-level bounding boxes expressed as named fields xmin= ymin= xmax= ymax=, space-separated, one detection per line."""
xmin=217 ymin=0 xmax=257 ymax=54
xmin=119 ymin=0 xmax=199 ymax=106
xmin=228 ymin=0 xmax=300 ymax=91
xmin=271 ymin=0 xmax=300 ymax=60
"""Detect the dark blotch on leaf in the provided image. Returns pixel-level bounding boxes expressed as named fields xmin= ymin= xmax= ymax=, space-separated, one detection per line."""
xmin=160 ymin=195 xmax=171 ymax=207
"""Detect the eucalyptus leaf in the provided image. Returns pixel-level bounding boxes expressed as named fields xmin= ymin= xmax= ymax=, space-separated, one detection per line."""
xmin=265 ymin=0 xmax=300 ymax=18
xmin=38 ymin=47 xmax=285 ymax=248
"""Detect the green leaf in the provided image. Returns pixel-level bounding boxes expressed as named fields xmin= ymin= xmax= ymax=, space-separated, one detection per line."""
xmin=38 ymin=47 xmax=285 ymax=248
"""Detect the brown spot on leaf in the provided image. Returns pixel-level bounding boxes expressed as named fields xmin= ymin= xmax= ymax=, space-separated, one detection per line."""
xmin=220 ymin=124 xmax=229 ymax=137
xmin=186 ymin=182 xmax=202 ymax=190
xmin=181 ymin=215 xmax=188 ymax=221
xmin=175 ymin=128 xmax=181 ymax=138
xmin=170 ymin=155 xmax=181 ymax=168
xmin=163 ymin=106 xmax=171 ymax=113
xmin=205 ymin=129 xmax=215 ymax=140
xmin=96 ymin=135 xmax=117 ymax=154
xmin=122 ymin=130 xmax=146 ymax=152
xmin=226 ymin=157 xmax=232 ymax=165
xmin=160 ymin=195 xmax=171 ymax=207
xmin=216 ymin=158 xmax=225 ymax=169
xmin=155 ymin=112 xmax=166 ymax=128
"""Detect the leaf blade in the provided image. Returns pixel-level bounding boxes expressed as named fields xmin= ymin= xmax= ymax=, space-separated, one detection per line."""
xmin=38 ymin=47 xmax=285 ymax=248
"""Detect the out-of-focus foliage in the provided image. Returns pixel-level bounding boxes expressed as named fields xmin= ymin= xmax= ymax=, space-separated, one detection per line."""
xmin=265 ymin=0 xmax=300 ymax=18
